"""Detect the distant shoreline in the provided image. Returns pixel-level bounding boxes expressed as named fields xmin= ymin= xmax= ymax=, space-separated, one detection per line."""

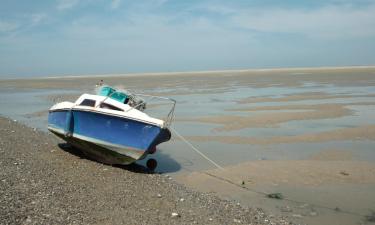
xmin=1 ymin=65 xmax=375 ymax=80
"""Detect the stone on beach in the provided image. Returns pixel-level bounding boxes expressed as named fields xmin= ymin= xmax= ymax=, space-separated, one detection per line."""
xmin=171 ymin=212 xmax=180 ymax=218
xmin=0 ymin=117 xmax=289 ymax=225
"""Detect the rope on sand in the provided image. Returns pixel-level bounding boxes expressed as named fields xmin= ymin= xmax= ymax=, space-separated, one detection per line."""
xmin=171 ymin=127 xmax=224 ymax=170
xmin=171 ymin=127 xmax=365 ymax=218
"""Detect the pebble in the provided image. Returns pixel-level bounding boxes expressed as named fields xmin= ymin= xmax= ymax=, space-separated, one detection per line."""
xmin=157 ymin=194 xmax=162 ymax=198
xmin=171 ymin=212 xmax=180 ymax=218
xmin=340 ymin=171 xmax=349 ymax=176
xmin=280 ymin=206 xmax=293 ymax=212
xmin=25 ymin=217 xmax=32 ymax=223
xmin=292 ymin=214 xmax=303 ymax=218
xmin=0 ymin=117 xmax=292 ymax=225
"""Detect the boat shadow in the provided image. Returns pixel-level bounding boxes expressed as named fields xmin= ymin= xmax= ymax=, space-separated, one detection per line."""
xmin=57 ymin=143 xmax=181 ymax=174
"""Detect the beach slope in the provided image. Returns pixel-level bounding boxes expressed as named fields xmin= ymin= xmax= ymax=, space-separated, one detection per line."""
xmin=0 ymin=117 xmax=289 ymax=225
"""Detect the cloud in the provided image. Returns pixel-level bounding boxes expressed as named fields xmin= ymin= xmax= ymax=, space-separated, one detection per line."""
xmin=230 ymin=4 xmax=375 ymax=39
xmin=189 ymin=2 xmax=237 ymax=16
xmin=153 ymin=0 xmax=168 ymax=6
xmin=0 ymin=21 xmax=19 ymax=33
xmin=57 ymin=0 xmax=79 ymax=10
xmin=1 ymin=0 xmax=375 ymax=77
xmin=31 ymin=13 xmax=47 ymax=26
xmin=110 ymin=0 xmax=121 ymax=10
xmin=0 ymin=14 xmax=46 ymax=36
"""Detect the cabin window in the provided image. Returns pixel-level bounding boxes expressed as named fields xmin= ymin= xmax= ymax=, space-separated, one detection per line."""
xmin=79 ymin=99 xmax=96 ymax=107
xmin=100 ymin=103 xmax=123 ymax=111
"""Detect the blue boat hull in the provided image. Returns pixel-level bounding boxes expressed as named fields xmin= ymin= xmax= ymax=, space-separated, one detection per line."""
xmin=48 ymin=110 xmax=171 ymax=165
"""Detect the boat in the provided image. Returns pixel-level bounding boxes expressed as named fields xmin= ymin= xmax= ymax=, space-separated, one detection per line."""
xmin=47 ymin=86 xmax=176 ymax=170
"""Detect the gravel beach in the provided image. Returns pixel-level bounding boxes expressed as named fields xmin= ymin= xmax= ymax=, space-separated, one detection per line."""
xmin=0 ymin=117 xmax=290 ymax=225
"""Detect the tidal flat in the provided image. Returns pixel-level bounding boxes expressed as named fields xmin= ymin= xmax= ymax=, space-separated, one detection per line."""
xmin=1 ymin=66 xmax=375 ymax=224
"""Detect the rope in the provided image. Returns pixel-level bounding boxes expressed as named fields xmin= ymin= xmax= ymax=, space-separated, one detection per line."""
xmin=171 ymin=127 xmax=224 ymax=170
xmin=171 ymin=127 xmax=366 ymax=218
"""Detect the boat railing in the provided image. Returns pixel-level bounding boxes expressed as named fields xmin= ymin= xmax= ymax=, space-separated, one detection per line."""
xmin=93 ymin=87 xmax=176 ymax=128
xmin=125 ymin=94 xmax=176 ymax=128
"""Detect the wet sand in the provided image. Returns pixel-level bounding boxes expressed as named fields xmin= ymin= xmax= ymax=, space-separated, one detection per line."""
xmin=236 ymin=92 xmax=375 ymax=104
xmin=175 ymin=158 xmax=375 ymax=225
xmin=182 ymin=103 xmax=354 ymax=131
xmin=1 ymin=66 xmax=375 ymax=225
xmin=2 ymin=66 xmax=375 ymax=91
xmin=186 ymin=124 xmax=375 ymax=145
xmin=177 ymin=160 xmax=375 ymax=188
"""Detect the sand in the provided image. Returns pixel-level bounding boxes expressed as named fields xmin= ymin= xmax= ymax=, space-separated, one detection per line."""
xmin=236 ymin=92 xmax=375 ymax=104
xmin=175 ymin=159 xmax=375 ymax=225
xmin=229 ymin=101 xmax=375 ymax=112
xmin=2 ymin=66 xmax=375 ymax=91
xmin=186 ymin=124 xmax=375 ymax=145
xmin=182 ymin=103 xmax=355 ymax=132
xmin=1 ymin=66 xmax=375 ymax=225
xmin=177 ymin=160 xmax=375 ymax=188
xmin=308 ymin=148 xmax=354 ymax=161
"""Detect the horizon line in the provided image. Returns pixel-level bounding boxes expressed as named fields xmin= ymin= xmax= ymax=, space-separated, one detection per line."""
xmin=2 ymin=65 xmax=375 ymax=80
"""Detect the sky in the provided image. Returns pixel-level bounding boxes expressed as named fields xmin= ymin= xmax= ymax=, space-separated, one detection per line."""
xmin=1 ymin=0 xmax=375 ymax=77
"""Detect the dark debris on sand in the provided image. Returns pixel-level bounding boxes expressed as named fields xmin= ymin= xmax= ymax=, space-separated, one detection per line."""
xmin=0 ymin=117 xmax=292 ymax=225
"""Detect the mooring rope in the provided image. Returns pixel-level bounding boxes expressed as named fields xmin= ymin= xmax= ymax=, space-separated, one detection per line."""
xmin=170 ymin=127 xmax=366 ymax=218
xmin=171 ymin=127 xmax=224 ymax=170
